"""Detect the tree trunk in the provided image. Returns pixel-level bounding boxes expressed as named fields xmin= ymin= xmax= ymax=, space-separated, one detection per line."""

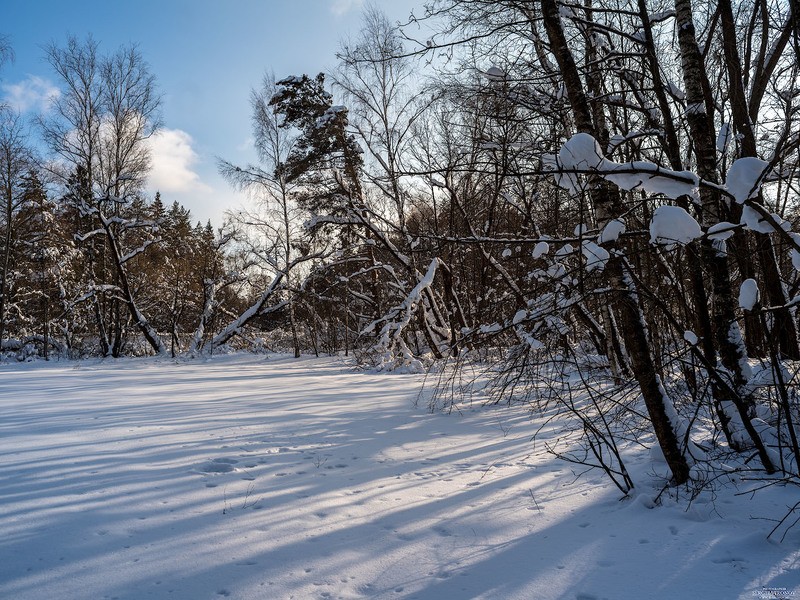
xmin=541 ymin=0 xmax=691 ymax=484
xmin=719 ymin=0 xmax=799 ymax=359
xmin=674 ymin=0 xmax=776 ymax=470
xmin=0 ymin=189 xmax=11 ymax=349
xmin=101 ymin=213 xmax=165 ymax=355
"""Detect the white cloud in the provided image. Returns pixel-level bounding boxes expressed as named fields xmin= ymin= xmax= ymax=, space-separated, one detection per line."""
xmin=1 ymin=75 xmax=60 ymax=114
xmin=330 ymin=0 xmax=364 ymax=16
xmin=236 ymin=136 xmax=254 ymax=152
xmin=146 ymin=128 xmax=212 ymax=195
xmin=145 ymin=129 xmax=252 ymax=226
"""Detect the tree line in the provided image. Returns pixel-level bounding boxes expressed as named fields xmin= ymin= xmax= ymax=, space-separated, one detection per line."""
xmin=2 ymin=0 xmax=800 ymax=492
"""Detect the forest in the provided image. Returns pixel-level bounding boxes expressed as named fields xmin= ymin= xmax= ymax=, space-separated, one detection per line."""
xmin=2 ymin=0 xmax=800 ymax=492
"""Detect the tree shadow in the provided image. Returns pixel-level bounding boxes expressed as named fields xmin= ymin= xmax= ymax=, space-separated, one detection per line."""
xmin=0 ymin=355 xmax=797 ymax=600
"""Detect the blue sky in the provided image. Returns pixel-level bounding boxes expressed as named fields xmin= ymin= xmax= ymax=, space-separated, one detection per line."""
xmin=1 ymin=0 xmax=424 ymax=225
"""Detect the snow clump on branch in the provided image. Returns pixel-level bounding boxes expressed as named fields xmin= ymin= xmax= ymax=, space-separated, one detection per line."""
xmin=649 ymin=205 xmax=702 ymax=247
xmin=738 ymin=278 xmax=760 ymax=311
xmin=553 ymin=133 xmax=699 ymax=200
xmin=725 ymin=157 xmax=769 ymax=204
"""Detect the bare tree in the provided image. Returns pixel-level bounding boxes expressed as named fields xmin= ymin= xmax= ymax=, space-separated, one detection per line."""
xmin=0 ymin=111 xmax=33 ymax=348
xmin=219 ymin=73 xmax=306 ymax=357
xmin=40 ymin=35 xmax=165 ymax=356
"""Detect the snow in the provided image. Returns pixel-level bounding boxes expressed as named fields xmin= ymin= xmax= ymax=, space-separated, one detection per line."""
xmin=602 ymin=161 xmax=699 ymax=199
xmin=581 ymin=240 xmax=610 ymax=272
xmin=559 ymin=133 xmax=604 ymax=171
xmin=656 ymin=376 xmax=704 ymax=464
xmin=0 ymin=354 xmax=798 ymax=600
xmin=555 ymin=134 xmax=699 ymax=200
xmin=739 ymin=278 xmax=760 ymax=311
xmin=531 ymin=241 xmax=550 ymax=259
xmin=726 ymin=157 xmax=769 ymax=204
xmin=791 ymin=233 xmax=800 ymax=271
xmin=707 ymin=221 xmax=737 ymax=241
xmin=686 ymin=102 xmax=706 ymax=115
xmin=517 ymin=331 xmax=543 ymax=351
xmin=665 ymin=80 xmax=685 ymax=101
xmin=370 ymin=258 xmax=438 ymax=371
xmin=649 ymin=10 xmax=675 ymax=22
xmin=483 ymin=66 xmax=506 ymax=81
xmin=556 ymin=133 xmax=604 ymax=193
xmin=740 ymin=204 xmax=789 ymax=234
xmin=598 ymin=218 xmax=626 ymax=243
xmin=315 ymin=105 xmax=348 ymax=129
xmin=649 ymin=205 xmax=703 ymax=247
xmin=554 ymin=243 xmax=573 ymax=257
xmin=684 ymin=330 xmax=698 ymax=345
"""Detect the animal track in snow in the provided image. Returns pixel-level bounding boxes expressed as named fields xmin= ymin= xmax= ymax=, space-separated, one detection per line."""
xmin=199 ymin=458 xmax=238 ymax=473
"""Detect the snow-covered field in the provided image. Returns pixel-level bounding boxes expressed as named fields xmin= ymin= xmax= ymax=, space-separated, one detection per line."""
xmin=1 ymin=354 xmax=798 ymax=600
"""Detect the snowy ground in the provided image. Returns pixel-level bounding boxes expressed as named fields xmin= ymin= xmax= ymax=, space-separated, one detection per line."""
xmin=0 ymin=354 xmax=798 ymax=600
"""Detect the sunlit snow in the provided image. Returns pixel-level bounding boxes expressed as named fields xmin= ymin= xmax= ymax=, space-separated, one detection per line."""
xmin=0 ymin=355 xmax=797 ymax=600
xmin=649 ymin=205 xmax=702 ymax=246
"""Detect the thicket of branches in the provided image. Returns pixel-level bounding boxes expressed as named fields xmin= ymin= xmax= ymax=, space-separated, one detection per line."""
xmin=2 ymin=1 xmax=800 ymax=495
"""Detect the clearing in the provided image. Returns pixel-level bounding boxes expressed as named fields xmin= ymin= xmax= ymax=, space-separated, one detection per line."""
xmin=0 ymin=354 xmax=798 ymax=599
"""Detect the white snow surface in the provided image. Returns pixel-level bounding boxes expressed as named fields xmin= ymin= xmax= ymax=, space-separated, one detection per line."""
xmin=558 ymin=133 xmax=604 ymax=172
xmin=581 ymin=240 xmax=610 ymax=272
xmin=726 ymin=157 xmax=769 ymax=204
xmin=791 ymin=233 xmax=800 ymax=271
xmin=598 ymin=218 xmax=626 ymax=243
xmin=556 ymin=133 xmax=700 ymax=199
xmin=531 ymin=241 xmax=550 ymax=259
xmin=649 ymin=205 xmax=703 ymax=246
xmin=0 ymin=354 xmax=798 ymax=600
xmin=483 ymin=66 xmax=506 ymax=81
xmin=740 ymin=204 xmax=790 ymax=235
xmin=707 ymin=221 xmax=737 ymax=241
xmin=739 ymin=278 xmax=760 ymax=311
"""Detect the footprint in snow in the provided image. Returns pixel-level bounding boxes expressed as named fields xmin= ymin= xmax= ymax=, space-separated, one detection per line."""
xmin=435 ymin=571 xmax=451 ymax=579
xmin=711 ymin=556 xmax=747 ymax=565
xmin=596 ymin=559 xmax=615 ymax=567
xmin=199 ymin=458 xmax=238 ymax=473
